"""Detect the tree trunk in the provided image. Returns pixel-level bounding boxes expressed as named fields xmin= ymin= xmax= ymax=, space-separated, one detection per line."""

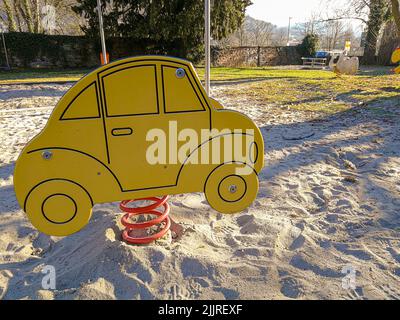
xmin=34 ymin=0 xmax=41 ymax=33
xmin=22 ymin=0 xmax=35 ymax=33
xmin=391 ymin=0 xmax=400 ymax=39
xmin=364 ymin=0 xmax=388 ymax=65
xmin=13 ymin=1 xmax=24 ymax=32
xmin=3 ymin=0 xmax=17 ymax=31
xmin=378 ymin=20 xmax=400 ymax=64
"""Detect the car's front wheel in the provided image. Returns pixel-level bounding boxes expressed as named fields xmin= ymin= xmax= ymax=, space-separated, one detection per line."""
xmin=25 ymin=179 xmax=93 ymax=236
xmin=204 ymin=163 xmax=259 ymax=214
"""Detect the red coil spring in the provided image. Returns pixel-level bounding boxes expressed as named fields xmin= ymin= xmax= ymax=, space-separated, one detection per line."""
xmin=119 ymin=195 xmax=171 ymax=244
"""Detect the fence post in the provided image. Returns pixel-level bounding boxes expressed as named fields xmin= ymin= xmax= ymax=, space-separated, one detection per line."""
xmin=257 ymin=46 xmax=261 ymax=67
xmin=97 ymin=0 xmax=108 ymax=64
xmin=204 ymin=0 xmax=211 ymax=96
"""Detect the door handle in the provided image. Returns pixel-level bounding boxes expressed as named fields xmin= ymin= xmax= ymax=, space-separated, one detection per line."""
xmin=111 ymin=127 xmax=133 ymax=136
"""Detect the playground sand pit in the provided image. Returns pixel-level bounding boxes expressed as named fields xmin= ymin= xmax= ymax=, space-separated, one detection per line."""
xmin=0 ymin=79 xmax=400 ymax=300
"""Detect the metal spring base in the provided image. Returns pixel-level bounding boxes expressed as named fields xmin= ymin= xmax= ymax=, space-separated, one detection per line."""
xmin=119 ymin=195 xmax=171 ymax=244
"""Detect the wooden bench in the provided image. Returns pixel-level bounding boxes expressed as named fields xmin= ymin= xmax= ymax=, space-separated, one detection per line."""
xmin=301 ymin=57 xmax=328 ymax=69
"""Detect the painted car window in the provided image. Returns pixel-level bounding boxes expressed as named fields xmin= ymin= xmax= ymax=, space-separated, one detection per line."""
xmin=103 ymin=65 xmax=158 ymax=117
xmin=162 ymin=66 xmax=204 ymax=113
xmin=61 ymin=83 xmax=100 ymax=120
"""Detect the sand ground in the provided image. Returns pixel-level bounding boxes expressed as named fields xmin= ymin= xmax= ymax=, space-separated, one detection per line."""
xmin=0 ymin=80 xmax=399 ymax=300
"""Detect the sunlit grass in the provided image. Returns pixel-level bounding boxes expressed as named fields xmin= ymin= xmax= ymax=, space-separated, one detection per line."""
xmin=196 ymin=66 xmax=336 ymax=81
xmin=213 ymin=68 xmax=399 ymax=114
xmin=0 ymin=65 xmax=398 ymax=115
xmin=0 ymin=69 xmax=90 ymax=84
xmin=0 ymin=66 xmax=335 ymax=84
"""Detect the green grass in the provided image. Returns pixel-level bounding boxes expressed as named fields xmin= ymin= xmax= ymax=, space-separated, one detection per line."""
xmin=0 ymin=68 xmax=90 ymax=84
xmin=0 ymin=66 xmax=335 ymax=84
xmin=196 ymin=67 xmax=336 ymax=82
xmin=200 ymin=67 xmax=399 ymax=114
xmin=0 ymin=66 xmax=398 ymax=115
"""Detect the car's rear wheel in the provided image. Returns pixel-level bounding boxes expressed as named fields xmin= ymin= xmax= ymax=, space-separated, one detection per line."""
xmin=204 ymin=163 xmax=259 ymax=214
xmin=25 ymin=179 xmax=93 ymax=236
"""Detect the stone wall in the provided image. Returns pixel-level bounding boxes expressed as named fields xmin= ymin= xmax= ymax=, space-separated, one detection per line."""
xmin=211 ymin=46 xmax=302 ymax=67
xmin=0 ymin=33 xmax=153 ymax=69
xmin=0 ymin=33 xmax=303 ymax=69
xmin=0 ymin=33 xmax=99 ymax=68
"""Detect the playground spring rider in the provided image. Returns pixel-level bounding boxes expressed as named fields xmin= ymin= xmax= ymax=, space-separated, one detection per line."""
xmin=13 ymin=56 xmax=265 ymax=241
xmin=100 ymin=54 xmax=170 ymax=243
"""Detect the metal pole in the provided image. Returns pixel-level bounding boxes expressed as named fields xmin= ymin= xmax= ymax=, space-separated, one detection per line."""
xmin=287 ymin=17 xmax=292 ymax=46
xmin=205 ymin=0 xmax=210 ymax=96
xmin=97 ymin=0 xmax=108 ymax=64
xmin=1 ymin=32 xmax=10 ymax=70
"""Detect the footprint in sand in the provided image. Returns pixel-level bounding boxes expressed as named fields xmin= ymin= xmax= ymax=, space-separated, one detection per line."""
xmin=279 ymin=276 xmax=303 ymax=299
xmin=387 ymin=247 xmax=400 ymax=263
xmin=214 ymin=225 xmax=236 ymax=235
xmin=214 ymin=286 xmax=240 ymax=299
xmin=236 ymin=214 xmax=254 ymax=227
xmin=290 ymin=254 xmax=342 ymax=278
xmin=167 ymin=281 xmax=205 ymax=300
xmin=374 ymin=284 xmax=400 ymax=299
xmin=289 ymin=234 xmax=305 ymax=251
xmin=174 ymin=194 xmax=207 ymax=209
xmin=167 ymin=284 xmax=196 ymax=300
xmin=209 ymin=224 xmax=238 ymax=247
xmin=344 ymin=287 xmax=365 ymax=300
xmin=333 ymin=243 xmax=372 ymax=261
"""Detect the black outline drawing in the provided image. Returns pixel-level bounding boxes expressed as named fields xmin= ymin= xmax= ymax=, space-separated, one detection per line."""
xmin=161 ymin=65 xmax=206 ymax=114
xmin=111 ymin=127 xmax=133 ymax=136
xmin=60 ymin=82 xmax=101 ymax=121
xmin=27 ymin=133 xmax=257 ymax=194
xmin=101 ymin=65 xmax=159 ymax=118
xmin=217 ymin=175 xmax=247 ymax=203
xmin=41 ymin=193 xmax=77 ymax=224
xmin=24 ymin=178 xmax=94 ymax=212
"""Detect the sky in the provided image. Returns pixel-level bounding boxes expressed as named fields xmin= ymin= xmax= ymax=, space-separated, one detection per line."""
xmin=246 ymin=0 xmax=364 ymax=30
xmin=246 ymin=0 xmax=323 ymax=27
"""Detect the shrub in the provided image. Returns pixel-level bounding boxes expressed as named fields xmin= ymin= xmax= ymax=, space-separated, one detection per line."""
xmin=297 ymin=34 xmax=320 ymax=58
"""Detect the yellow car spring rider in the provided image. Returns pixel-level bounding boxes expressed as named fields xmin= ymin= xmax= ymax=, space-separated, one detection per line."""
xmin=392 ymin=48 xmax=400 ymax=74
xmin=14 ymin=56 xmax=264 ymax=236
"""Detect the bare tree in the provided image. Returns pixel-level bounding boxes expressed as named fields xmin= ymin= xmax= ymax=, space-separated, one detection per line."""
xmin=272 ymin=27 xmax=288 ymax=46
xmin=219 ymin=15 xmax=276 ymax=47
xmin=0 ymin=0 xmax=17 ymax=31
xmin=323 ymin=19 xmax=346 ymax=50
xmin=294 ymin=12 xmax=325 ymax=37
xmin=378 ymin=19 xmax=399 ymax=63
xmin=391 ymin=0 xmax=400 ymax=38
xmin=0 ymin=0 xmax=83 ymax=34
xmin=325 ymin=0 xmax=370 ymax=23
xmin=248 ymin=18 xmax=275 ymax=46
xmin=237 ymin=24 xmax=248 ymax=46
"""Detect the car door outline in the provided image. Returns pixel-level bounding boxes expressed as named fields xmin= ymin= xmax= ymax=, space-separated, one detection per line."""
xmin=96 ymin=59 xmax=214 ymax=192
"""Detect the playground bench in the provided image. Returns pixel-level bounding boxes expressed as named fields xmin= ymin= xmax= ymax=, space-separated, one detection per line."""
xmin=301 ymin=57 xmax=328 ymax=70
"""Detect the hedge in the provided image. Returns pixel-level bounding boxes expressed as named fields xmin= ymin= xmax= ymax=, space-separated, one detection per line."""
xmin=0 ymin=32 xmax=98 ymax=68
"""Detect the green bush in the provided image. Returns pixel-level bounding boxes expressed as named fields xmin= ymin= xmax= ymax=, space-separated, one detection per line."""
xmin=297 ymin=34 xmax=320 ymax=58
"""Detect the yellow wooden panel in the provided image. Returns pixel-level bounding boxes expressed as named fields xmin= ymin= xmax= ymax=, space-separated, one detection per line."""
xmin=61 ymin=83 xmax=99 ymax=120
xmin=392 ymin=48 xmax=400 ymax=74
xmin=162 ymin=65 xmax=204 ymax=113
xmin=103 ymin=65 xmax=158 ymax=116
